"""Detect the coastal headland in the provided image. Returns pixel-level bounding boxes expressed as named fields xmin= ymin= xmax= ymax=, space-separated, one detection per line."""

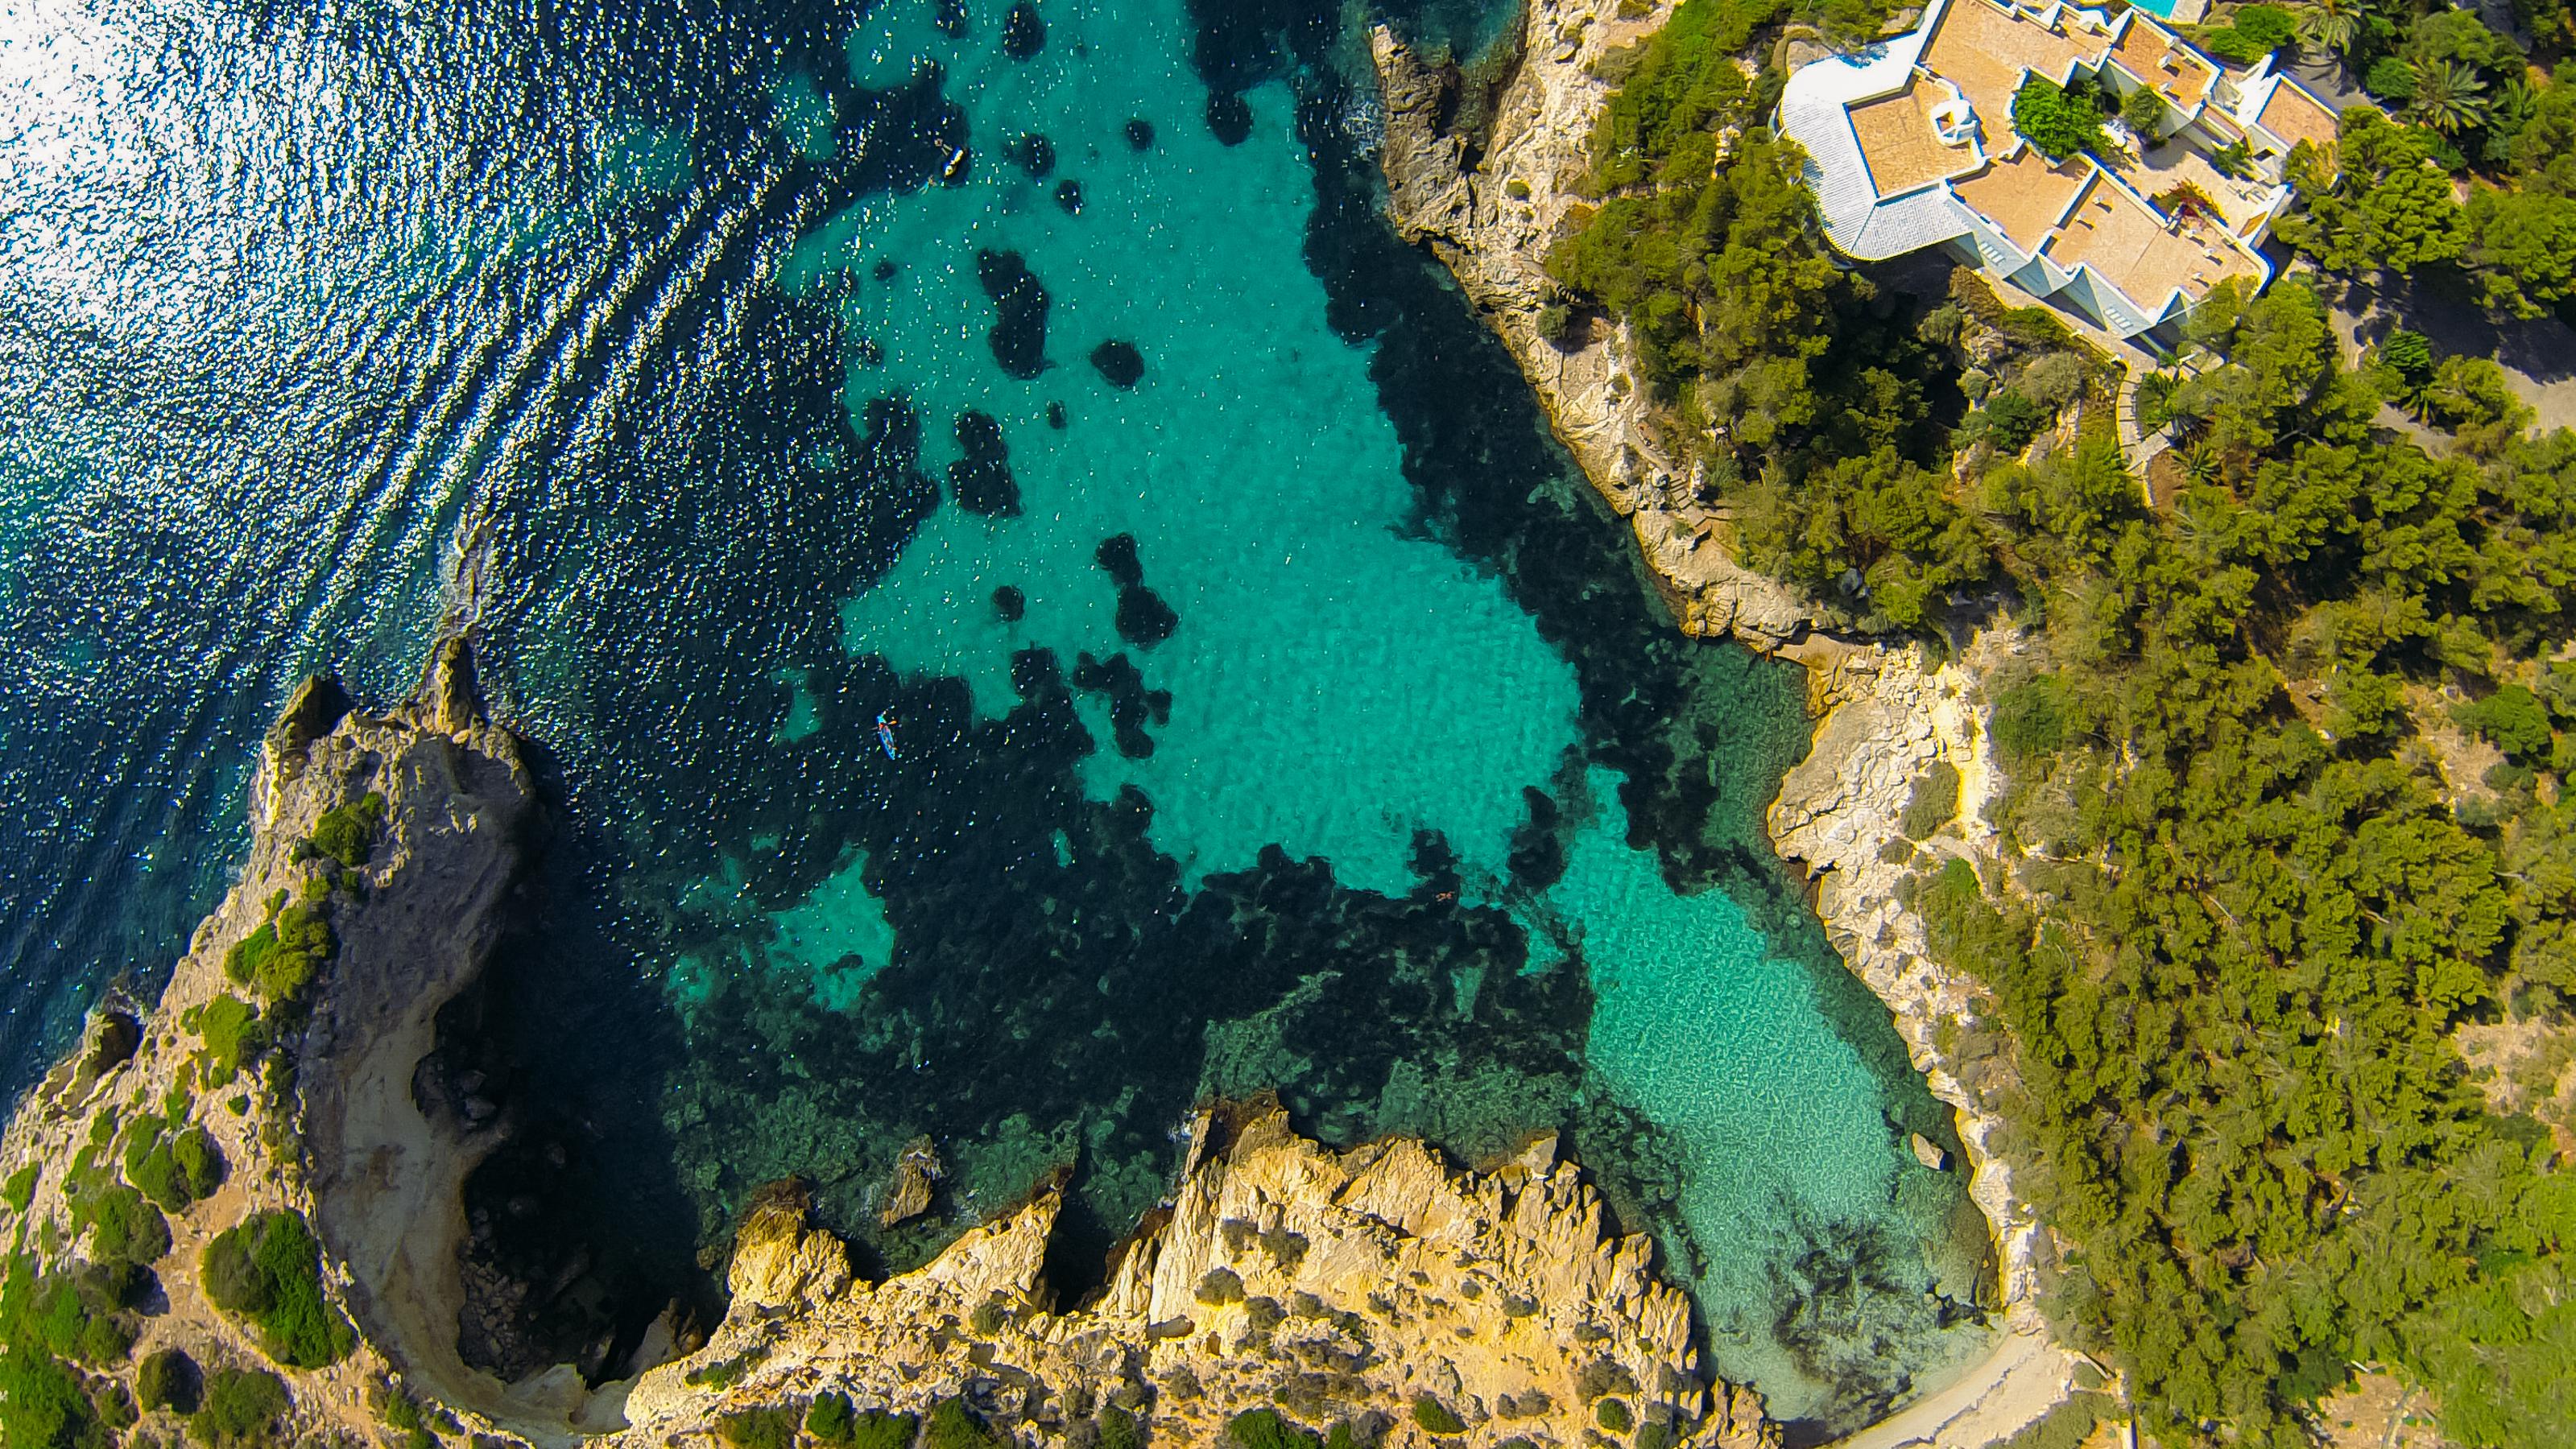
xmin=0 ymin=641 xmax=1779 ymax=1449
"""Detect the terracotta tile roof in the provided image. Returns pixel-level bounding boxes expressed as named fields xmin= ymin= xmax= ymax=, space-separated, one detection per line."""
xmin=2108 ymin=17 xmax=2216 ymax=109
xmin=1921 ymin=0 xmax=2097 ymax=128
xmin=2042 ymin=171 xmax=2262 ymax=306
xmin=2256 ymin=79 xmax=2339 ymax=151
xmin=1848 ymin=78 xmax=1983 ymax=194
xmin=1954 ymin=147 xmax=2090 ymax=250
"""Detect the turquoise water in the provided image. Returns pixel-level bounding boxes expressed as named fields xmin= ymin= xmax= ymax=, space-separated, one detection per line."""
xmin=660 ymin=0 xmax=1992 ymax=1421
xmin=0 ymin=0 xmax=1990 ymax=1428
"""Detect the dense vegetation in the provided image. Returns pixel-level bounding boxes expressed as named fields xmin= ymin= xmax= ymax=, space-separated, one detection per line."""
xmin=201 ymin=1210 xmax=353 ymax=1370
xmin=1545 ymin=2 xmax=2576 ymax=1444
xmin=2267 ymin=0 xmax=2576 ymax=320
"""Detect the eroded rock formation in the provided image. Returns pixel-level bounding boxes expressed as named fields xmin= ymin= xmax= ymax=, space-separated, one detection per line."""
xmin=0 ymin=646 xmax=1782 ymax=1448
xmin=631 ymin=1104 xmax=1776 ymax=1447
xmin=1372 ymin=2 xmax=1814 ymax=648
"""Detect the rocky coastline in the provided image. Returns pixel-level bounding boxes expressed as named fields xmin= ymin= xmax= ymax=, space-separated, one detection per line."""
xmin=1370 ymin=4 xmax=2081 ymax=1441
xmin=0 ymin=642 xmax=1780 ymax=1449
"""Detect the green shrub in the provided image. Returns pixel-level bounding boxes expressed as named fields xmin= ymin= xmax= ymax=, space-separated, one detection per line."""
xmin=126 ymin=1121 xmax=224 ymax=1214
xmin=805 ymin=1390 xmax=855 ymax=1444
xmin=1596 ymin=1397 xmax=1634 ymax=1432
xmin=81 ymin=1184 xmax=168 ymax=1269
xmin=923 ymin=1397 xmax=1010 ymax=1448
xmin=190 ymin=997 xmax=263 ymax=1086
xmin=683 ymin=1343 xmax=767 ymax=1389
xmin=2459 ymin=684 xmax=2553 ymax=758
xmin=1992 ymin=1391 xmax=2111 ymax=1449
xmin=2 ymin=1165 xmax=37 ymax=1213
xmin=1094 ymin=1404 xmax=1144 ymax=1449
xmin=200 ymin=1211 xmax=354 ymax=1369
xmin=138 ymin=1348 xmax=202 ymax=1413
xmin=2011 ymin=75 xmax=2111 ymax=160
xmin=2202 ymin=4 xmax=2297 ymax=62
xmin=1411 ymin=1397 xmax=1465 ymax=1435
xmin=1900 ymin=762 xmax=1962 ymax=840
xmin=2119 ymin=85 xmax=2167 ymax=135
xmin=1988 ymin=675 xmax=2072 ymax=761
xmin=0 ymin=1342 xmax=105 ymax=1449
xmin=93 ymin=1380 xmax=138 ymax=1430
xmin=2379 ymin=328 xmax=2436 ymax=391
xmin=1194 ymin=1266 xmax=1246 ymax=1305
xmin=221 ymin=883 xmax=333 ymax=1003
xmin=2366 ymin=54 xmax=2418 ymax=103
xmin=717 ymin=1406 xmax=799 ymax=1449
xmin=850 ymin=1408 xmax=920 ymax=1449
xmin=969 ymin=1295 xmax=1007 ymax=1335
xmin=1257 ymin=1226 xmax=1308 ymax=1269
xmin=188 ymin=1368 xmax=289 ymax=1448
xmin=307 ymin=793 xmax=385 ymax=870
xmin=1225 ymin=1407 xmax=1320 ymax=1449
xmin=1979 ymin=389 xmax=2049 ymax=452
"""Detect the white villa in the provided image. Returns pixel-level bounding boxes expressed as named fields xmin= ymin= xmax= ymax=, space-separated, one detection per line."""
xmin=1776 ymin=0 xmax=2341 ymax=343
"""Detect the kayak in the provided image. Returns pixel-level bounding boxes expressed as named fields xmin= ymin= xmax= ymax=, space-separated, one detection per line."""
xmin=876 ymin=710 xmax=899 ymax=761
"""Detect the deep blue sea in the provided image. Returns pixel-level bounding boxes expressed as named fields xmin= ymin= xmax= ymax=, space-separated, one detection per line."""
xmin=0 ymin=0 xmax=1991 ymax=1430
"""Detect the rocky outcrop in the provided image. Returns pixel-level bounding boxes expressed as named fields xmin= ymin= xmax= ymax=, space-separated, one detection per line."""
xmin=1373 ymin=2 xmax=1816 ymax=648
xmin=0 ymin=638 xmax=545 ymax=1444
xmin=630 ymin=1102 xmax=1778 ymax=1448
xmin=1 ymin=647 xmax=1782 ymax=1449
xmin=1766 ymin=634 xmax=2044 ymax=1323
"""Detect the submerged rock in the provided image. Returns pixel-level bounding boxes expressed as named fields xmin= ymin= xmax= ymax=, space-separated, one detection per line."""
xmin=1072 ymin=650 xmax=1172 ymax=758
xmin=947 ymin=409 xmax=1020 ymax=516
xmin=1045 ymin=400 xmax=1067 ymax=429
xmin=1053 ymin=179 xmax=1084 ymax=215
xmin=934 ymin=0 xmax=968 ymax=38
xmin=1088 ymin=339 xmax=1143 ymax=387
xmin=993 ymin=585 xmax=1027 ymax=622
xmin=975 ymin=249 xmax=1050 ymax=380
xmin=1114 ymin=584 xmax=1177 ymax=649
xmin=1094 ymin=532 xmax=1143 ymax=587
xmin=1123 ymin=117 xmax=1155 ymax=150
xmin=1205 ymin=90 xmax=1252 ymax=146
xmin=879 ymin=1137 xmax=945 ymax=1228
xmin=1002 ymin=1 xmax=1045 ymax=57
xmin=1011 ymin=132 xmax=1055 ymax=178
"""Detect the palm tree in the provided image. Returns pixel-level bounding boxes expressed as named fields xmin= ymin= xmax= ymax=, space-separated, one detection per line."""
xmin=2298 ymin=0 xmax=2362 ymax=62
xmin=2408 ymin=58 xmax=2491 ymax=136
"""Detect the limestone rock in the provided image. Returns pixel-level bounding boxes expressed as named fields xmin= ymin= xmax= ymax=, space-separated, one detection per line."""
xmin=1371 ymin=2 xmax=1817 ymax=653
xmin=627 ymin=1100 xmax=1782 ymax=1449
xmin=732 ymin=1181 xmax=855 ymax=1309
xmin=879 ymin=1135 xmax=942 ymax=1228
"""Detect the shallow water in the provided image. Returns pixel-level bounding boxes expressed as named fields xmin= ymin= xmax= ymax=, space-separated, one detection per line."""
xmin=0 ymin=0 xmax=1989 ymax=1429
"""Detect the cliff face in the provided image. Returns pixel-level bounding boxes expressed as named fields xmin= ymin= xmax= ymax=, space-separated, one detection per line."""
xmin=0 ymin=638 xmax=542 ymax=1443
xmin=1371 ymin=2 xmax=1813 ymax=649
xmin=1371 ymin=6 xmax=2082 ymax=1443
xmin=631 ymin=1104 xmax=1776 ymax=1449
xmin=0 ymin=645 xmax=1782 ymax=1449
